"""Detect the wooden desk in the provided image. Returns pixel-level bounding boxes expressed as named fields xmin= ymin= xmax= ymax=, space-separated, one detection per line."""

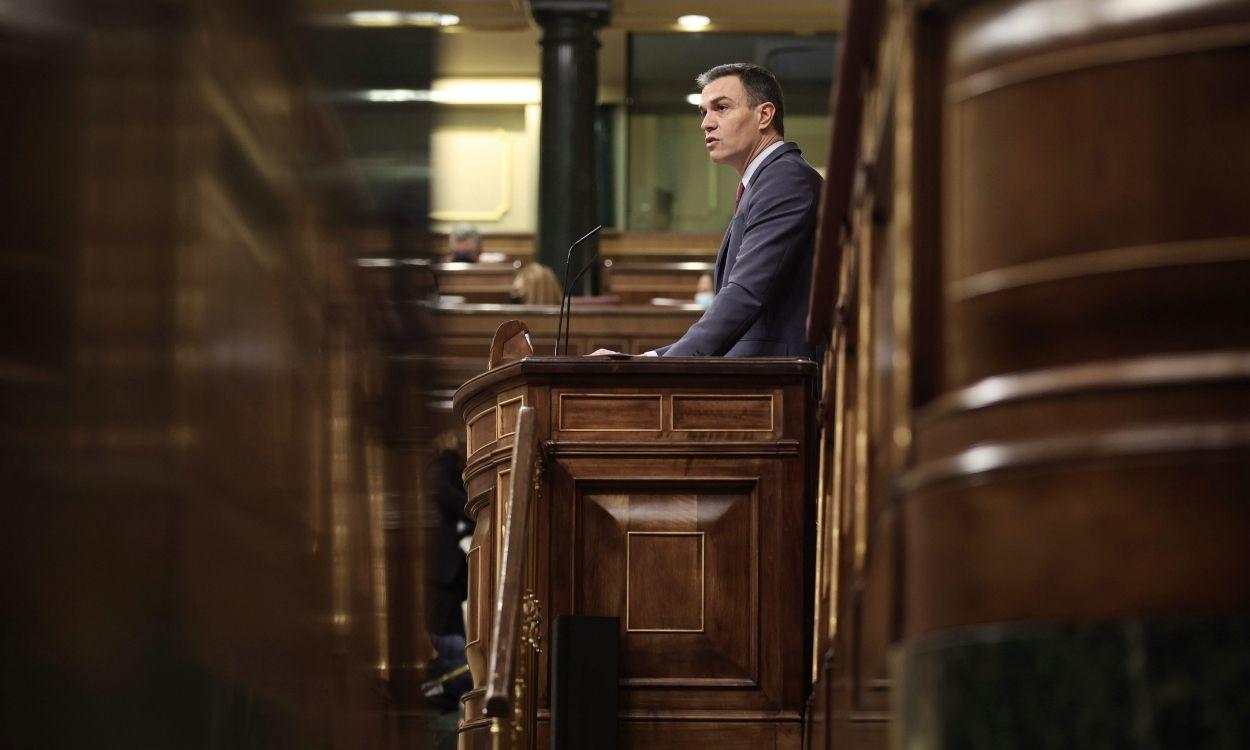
xmin=433 ymin=261 xmax=520 ymax=303
xmin=454 ymin=357 xmax=817 ymax=749
xmin=422 ymin=302 xmax=704 ymax=437
xmin=601 ymin=260 xmax=715 ymax=305
xmin=427 ymin=301 xmax=701 ymax=383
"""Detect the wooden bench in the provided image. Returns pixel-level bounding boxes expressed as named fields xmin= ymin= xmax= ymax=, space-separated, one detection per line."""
xmin=433 ymin=261 xmax=521 ymax=304
xmin=600 ymin=260 xmax=714 ymax=305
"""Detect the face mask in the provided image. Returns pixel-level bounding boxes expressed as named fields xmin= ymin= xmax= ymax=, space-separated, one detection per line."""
xmin=508 ymin=292 xmax=524 ymax=304
xmin=694 ymin=290 xmax=714 ymax=309
xmin=451 ymin=250 xmax=477 ymax=262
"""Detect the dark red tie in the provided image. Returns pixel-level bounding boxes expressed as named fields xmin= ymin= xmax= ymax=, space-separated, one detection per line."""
xmin=735 ymin=182 xmax=745 ymax=212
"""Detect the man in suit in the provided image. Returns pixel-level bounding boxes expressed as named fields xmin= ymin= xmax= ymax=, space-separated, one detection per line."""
xmin=597 ymin=63 xmax=823 ymax=359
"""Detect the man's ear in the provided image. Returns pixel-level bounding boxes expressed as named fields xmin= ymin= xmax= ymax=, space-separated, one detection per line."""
xmin=756 ymin=101 xmax=776 ymax=132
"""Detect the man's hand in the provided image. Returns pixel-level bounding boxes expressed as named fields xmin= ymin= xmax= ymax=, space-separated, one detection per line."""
xmin=588 ymin=348 xmax=621 ymax=356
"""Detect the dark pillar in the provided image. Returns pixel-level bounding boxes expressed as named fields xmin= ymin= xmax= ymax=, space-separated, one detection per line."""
xmin=530 ymin=0 xmax=609 ymax=294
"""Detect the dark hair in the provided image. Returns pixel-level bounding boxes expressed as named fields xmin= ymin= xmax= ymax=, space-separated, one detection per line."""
xmin=697 ymin=63 xmax=786 ymax=137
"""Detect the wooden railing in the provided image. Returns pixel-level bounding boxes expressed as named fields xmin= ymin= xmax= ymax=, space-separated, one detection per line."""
xmin=484 ymin=405 xmax=542 ymax=745
xmin=805 ymin=0 xmax=883 ymax=346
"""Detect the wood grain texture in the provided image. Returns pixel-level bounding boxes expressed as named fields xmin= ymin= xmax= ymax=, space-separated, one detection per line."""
xmin=485 ymin=406 xmax=540 ymax=725
xmin=454 ymin=358 xmax=817 ymax=748
xmin=808 ymin=1 xmax=1250 ymax=747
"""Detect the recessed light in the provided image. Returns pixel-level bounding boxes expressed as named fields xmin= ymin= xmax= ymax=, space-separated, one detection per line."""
xmin=345 ymin=10 xmax=459 ymax=27
xmin=365 ymin=89 xmax=433 ymax=102
xmin=405 ymin=12 xmax=460 ymax=26
xmin=685 ymin=93 xmax=702 ymax=106
xmin=347 ymin=10 xmax=403 ymax=26
xmin=677 ymin=14 xmax=710 ymax=30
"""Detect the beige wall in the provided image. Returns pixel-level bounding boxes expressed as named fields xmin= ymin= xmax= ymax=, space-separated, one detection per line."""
xmin=435 ymin=28 xmax=627 ymax=101
xmin=430 ymin=104 xmax=540 ymax=234
xmin=429 ymin=28 xmax=628 ymax=234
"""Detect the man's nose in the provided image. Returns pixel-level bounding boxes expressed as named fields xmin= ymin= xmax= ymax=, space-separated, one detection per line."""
xmin=701 ymin=112 xmax=714 ymax=131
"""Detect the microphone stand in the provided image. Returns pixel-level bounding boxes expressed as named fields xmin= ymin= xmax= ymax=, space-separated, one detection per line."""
xmin=561 ymin=248 xmax=601 ymax=355
xmin=554 ymin=225 xmax=603 ymax=356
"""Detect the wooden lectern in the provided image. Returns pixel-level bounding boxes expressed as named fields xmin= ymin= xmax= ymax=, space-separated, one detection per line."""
xmin=453 ymin=353 xmax=817 ymax=748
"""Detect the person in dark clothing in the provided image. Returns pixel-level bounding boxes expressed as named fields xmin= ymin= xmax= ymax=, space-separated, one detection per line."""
xmin=427 ymin=429 xmax=475 ymax=637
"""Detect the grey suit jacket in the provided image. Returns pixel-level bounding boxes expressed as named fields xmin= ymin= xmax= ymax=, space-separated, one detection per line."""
xmin=656 ymin=142 xmax=822 ymax=359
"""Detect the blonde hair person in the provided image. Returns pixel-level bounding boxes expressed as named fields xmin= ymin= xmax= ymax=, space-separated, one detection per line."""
xmin=510 ymin=263 xmax=562 ymax=306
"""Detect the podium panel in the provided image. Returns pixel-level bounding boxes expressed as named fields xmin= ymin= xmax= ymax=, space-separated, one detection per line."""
xmin=454 ymin=357 xmax=817 ymax=748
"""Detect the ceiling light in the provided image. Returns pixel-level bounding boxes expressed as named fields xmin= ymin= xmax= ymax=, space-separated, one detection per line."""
xmin=347 ymin=10 xmax=403 ymax=26
xmin=685 ymin=93 xmax=701 ymax=106
xmin=677 ymin=14 xmax=710 ymax=30
xmin=405 ymin=12 xmax=459 ymax=26
xmin=365 ymin=89 xmax=433 ymax=102
xmin=429 ymin=78 xmax=541 ymax=105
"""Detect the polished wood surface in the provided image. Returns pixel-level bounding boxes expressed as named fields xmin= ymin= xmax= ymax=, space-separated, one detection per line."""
xmin=436 ymin=261 xmax=522 ymax=303
xmin=425 ymin=303 xmax=704 ymax=418
xmin=485 ymin=407 xmax=541 ymax=728
xmin=488 ymin=319 xmax=536 ymax=369
xmin=0 ymin=3 xmax=414 ymax=747
xmin=601 ymin=260 xmax=715 ymax=304
xmin=803 ymin=0 xmax=1250 ymax=747
xmin=907 ymin=0 xmax=1250 ymax=635
xmin=454 ymin=357 xmax=817 ymax=748
xmin=802 ymin=0 xmax=904 ymax=745
xmin=432 ymin=303 xmax=701 ymax=357
xmin=805 ymin=0 xmax=883 ymax=345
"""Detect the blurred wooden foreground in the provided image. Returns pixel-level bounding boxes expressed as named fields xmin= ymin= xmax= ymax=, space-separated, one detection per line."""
xmin=805 ymin=1 xmax=1250 ymax=747
xmin=1 ymin=2 xmax=431 ymax=747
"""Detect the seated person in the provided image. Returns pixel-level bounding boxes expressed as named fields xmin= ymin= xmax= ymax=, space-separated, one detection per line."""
xmin=445 ymin=223 xmax=507 ymax=264
xmin=427 ymin=429 xmax=474 ymax=637
xmin=510 ymin=263 xmax=562 ymax=305
xmin=694 ymin=273 xmax=714 ymax=309
xmin=446 ymin=223 xmax=482 ymax=263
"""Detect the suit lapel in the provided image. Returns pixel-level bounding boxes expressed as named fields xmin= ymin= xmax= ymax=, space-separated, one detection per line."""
xmin=715 ymin=141 xmax=800 ymax=290
xmin=738 ymin=141 xmax=799 ymax=209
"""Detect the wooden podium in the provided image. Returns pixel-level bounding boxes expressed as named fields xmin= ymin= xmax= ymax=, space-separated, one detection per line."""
xmin=453 ymin=355 xmax=817 ymax=748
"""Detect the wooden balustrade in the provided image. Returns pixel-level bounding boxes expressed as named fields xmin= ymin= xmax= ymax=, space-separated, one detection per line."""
xmin=483 ymin=406 xmax=542 ymax=741
xmin=804 ymin=1 xmax=1250 ymax=748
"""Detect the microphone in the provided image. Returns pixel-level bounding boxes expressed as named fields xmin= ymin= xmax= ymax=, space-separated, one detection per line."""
xmin=554 ymin=225 xmax=603 ymax=356
xmin=561 ymin=247 xmax=601 ymax=356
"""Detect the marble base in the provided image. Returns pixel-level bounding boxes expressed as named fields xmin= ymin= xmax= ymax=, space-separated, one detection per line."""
xmin=897 ymin=617 xmax=1250 ymax=749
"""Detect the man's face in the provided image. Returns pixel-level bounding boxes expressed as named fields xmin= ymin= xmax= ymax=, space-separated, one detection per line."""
xmin=699 ymin=75 xmax=767 ymax=172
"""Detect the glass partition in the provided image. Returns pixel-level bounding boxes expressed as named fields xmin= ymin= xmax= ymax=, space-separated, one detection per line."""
xmin=626 ymin=32 xmax=836 ymax=232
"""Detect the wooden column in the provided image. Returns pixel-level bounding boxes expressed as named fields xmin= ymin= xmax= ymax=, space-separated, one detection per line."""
xmin=899 ymin=1 xmax=1250 ymax=746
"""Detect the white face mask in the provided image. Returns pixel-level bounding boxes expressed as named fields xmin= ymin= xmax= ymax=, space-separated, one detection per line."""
xmin=694 ymin=290 xmax=714 ymax=309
